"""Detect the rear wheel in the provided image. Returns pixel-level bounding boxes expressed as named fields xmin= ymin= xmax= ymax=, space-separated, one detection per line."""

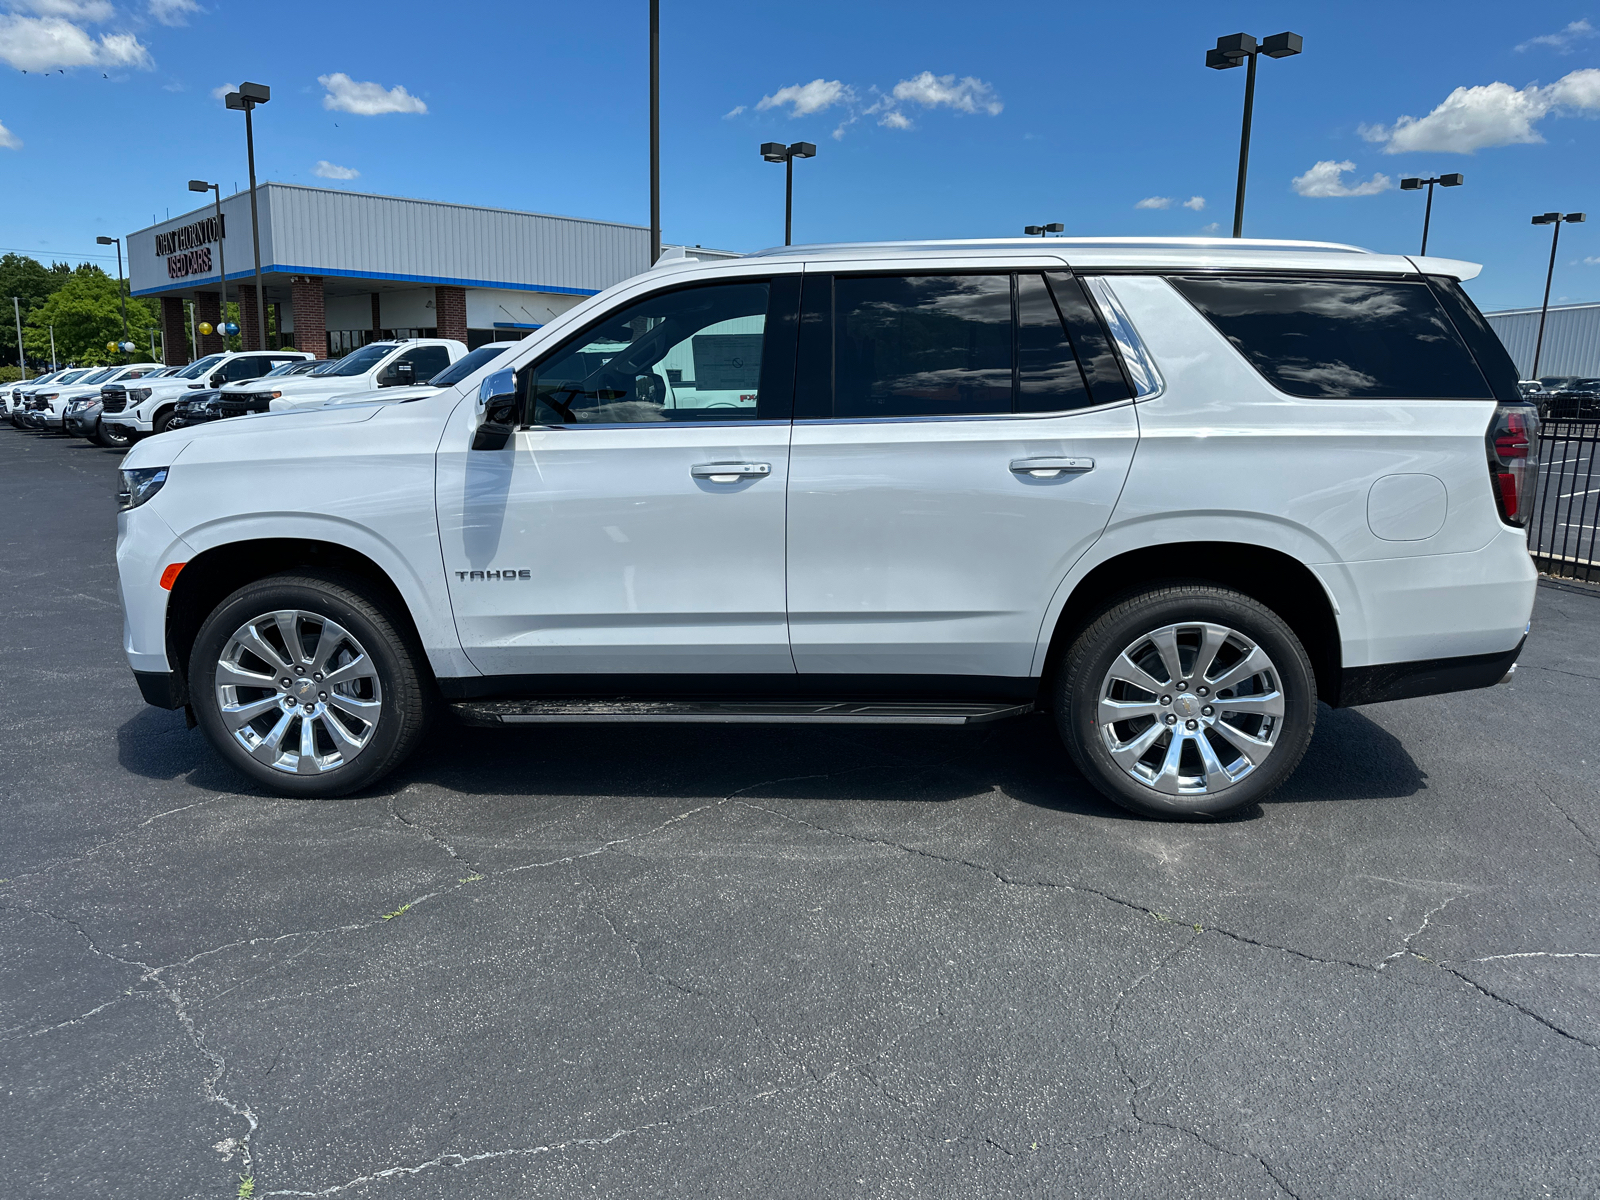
xmin=1055 ymin=584 xmax=1316 ymax=820
xmin=189 ymin=573 xmax=430 ymax=797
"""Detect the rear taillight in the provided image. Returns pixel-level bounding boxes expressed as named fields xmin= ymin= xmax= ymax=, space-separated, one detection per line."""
xmin=1488 ymin=403 xmax=1540 ymax=527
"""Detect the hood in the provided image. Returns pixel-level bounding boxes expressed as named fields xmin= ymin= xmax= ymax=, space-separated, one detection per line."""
xmin=123 ymin=401 xmax=386 ymax=469
xmin=322 ymin=384 xmax=439 ymax=407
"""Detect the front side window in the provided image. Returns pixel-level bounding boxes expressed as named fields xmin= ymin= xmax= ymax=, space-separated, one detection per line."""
xmin=1170 ymin=276 xmax=1493 ymax=399
xmin=397 ymin=345 xmax=452 ymax=382
xmin=529 ymin=280 xmax=777 ymax=424
xmin=177 ymin=354 xmax=225 ymax=380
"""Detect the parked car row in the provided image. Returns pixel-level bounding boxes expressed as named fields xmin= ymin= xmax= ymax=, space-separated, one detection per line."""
xmin=8 ymin=337 xmax=517 ymax=448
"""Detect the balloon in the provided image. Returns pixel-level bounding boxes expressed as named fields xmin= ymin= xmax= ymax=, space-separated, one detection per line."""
xmin=198 ymin=321 xmax=214 ymax=336
xmin=222 ymin=322 xmax=240 ymax=336
xmin=119 ymin=341 xmax=136 ymax=352
xmin=106 ymin=341 xmax=117 ymax=352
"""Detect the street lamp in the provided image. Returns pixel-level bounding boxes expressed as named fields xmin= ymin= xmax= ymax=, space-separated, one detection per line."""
xmin=188 ymin=179 xmax=229 ymax=347
xmin=1400 ymin=174 xmax=1464 ymax=256
xmin=1531 ymin=211 xmax=1587 ymax=380
xmin=1025 ymin=223 xmax=1065 ymax=237
xmin=1206 ymin=31 xmax=1303 ymax=238
xmin=224 ymin=82 xmax=270 ymax=350
xmin=649 ymin=0 xmax=660 ymax=265
xmin=760 ymin=141 xmax=817 ymax=246
xmin=95 ymin=235 xmax=128 ymax=358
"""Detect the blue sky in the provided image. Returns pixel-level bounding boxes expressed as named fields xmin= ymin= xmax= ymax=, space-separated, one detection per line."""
xmin=2 ymin=1 xmax=1599 ymax=310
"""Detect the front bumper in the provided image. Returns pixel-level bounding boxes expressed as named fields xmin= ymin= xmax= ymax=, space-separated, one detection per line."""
xmin=64 ymin=407 xmax=102 ymax=435
xmin=105 ymin=412 xmax=154 ymax=433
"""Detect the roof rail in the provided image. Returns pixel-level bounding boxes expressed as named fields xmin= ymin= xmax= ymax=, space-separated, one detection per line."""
xmin=744 ymin=235 xmax=1375 ymax=259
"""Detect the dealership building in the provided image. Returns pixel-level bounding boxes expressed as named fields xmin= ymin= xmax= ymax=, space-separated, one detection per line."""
xmin=128 ymin=183 xmax=731 ymax=363
xmin=1484 ymin=302 xmax=1600 ymax=379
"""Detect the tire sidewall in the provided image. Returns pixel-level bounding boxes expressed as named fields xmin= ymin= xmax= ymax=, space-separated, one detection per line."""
xmin=1058 ymin=587 xmax=1317 ymax=820
xmin=190 ymin=576 xmax=422 ymax=797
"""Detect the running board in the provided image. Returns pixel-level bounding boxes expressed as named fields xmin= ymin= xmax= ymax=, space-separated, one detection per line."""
xmin=452 ymin=699 xmax=1034 ymax=727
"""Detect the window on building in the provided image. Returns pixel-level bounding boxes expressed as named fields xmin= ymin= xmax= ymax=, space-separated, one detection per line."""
xmin=1169 ymin=276 xmax=1493 ymax=399
xmin=528 ymin=281 xmax=777 ymax=424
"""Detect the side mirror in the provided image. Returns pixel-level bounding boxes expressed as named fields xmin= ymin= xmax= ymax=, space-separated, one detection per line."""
xmin=209 ymin=371 xmax=225 ymax=387
xmin=394 ymin=361 xmax=416 ymax=386
xmin=472 ymin=368 xmax=518 ymax=451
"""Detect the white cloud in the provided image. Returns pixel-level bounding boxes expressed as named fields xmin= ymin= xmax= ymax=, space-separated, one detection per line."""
xmin=878 ymin=109 xmax=912 ymax=130
xmin=888 ymin=71 xmax=1002 ymax=116
xmin=1362 ymin=68 xmax=1600 ymax=154
xmin=1517 ymin=18 xmax=1597 ymax=52
xmin=1200 ymin=222 xmax=1222 ymax=235
xmin=149 ymin=0 xmax=201 ymax=23
xmin=756 ymin=78 xmax=854 ymax=117
xmin=1183 ymin=195 xmax=1206 ymax=211
xmin=723 ymin=104 xmax=745 ymax=119
xmin=210 ymin=81 xmax=236 ymax=100
xmin=9 ymin=0 xmax=114 ymax=18
xmin=313 ymin=159 xmax=359 ymax=180
xmin=1135 ymin=196 xmax=1173 ymax=209
xmin=1292 ymin=160 xmax=1395 ymax=197
xmin=0 ymin=118 xmax=21 ymax=150
xmin=0 ymin=15 xmax=152 ymax=71
xmin=318 ymin=72 xmax=427 ymax=116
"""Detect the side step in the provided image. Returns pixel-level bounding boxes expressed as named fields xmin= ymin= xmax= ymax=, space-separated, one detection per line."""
xmin=452 ymin=699 xmax=1034 ymax=727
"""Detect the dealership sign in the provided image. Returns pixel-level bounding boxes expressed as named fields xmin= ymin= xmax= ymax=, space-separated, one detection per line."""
xmin=157 ymin=214 xmax=226 ymax=279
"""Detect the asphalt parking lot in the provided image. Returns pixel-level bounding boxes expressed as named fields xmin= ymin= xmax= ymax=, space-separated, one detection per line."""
xmin=2 ymin=424 xmax=1597 ymax=1199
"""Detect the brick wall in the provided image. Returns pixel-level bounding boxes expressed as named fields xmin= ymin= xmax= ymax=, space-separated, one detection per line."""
xmin=435 ymin=285 xmax=467 ymax=345
xmin=160 ymin=296 xmax=189 ymax=365
xmin=194 ymin=291 xmax=224 ymax=357
xmin=290 ymin=277 xmax=327 ymax=358
xmin=239 ymin=290 xmax=261 ymax=352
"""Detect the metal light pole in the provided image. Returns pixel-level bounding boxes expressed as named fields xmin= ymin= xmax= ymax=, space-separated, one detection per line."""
xmin=1400 ymin=174 xmax=1464 ymax=256
xmin=188 ymin=179 xmax=228 ymax=346
xmin=187 ymin=300 xmax=198 ymax=363
xmin=149 ymin=329 xmax=158 ymax=361
xmin=95 ymin=235 xmax=128 ymax=356
xmin=649 ymin=0 xmax=660 ymax=265
xmin=225 ymin=83 xmax=270 ymax=350
xmin=1531 ymin=211 xmax=1587 ymax=380
xmin=1025 ymin=223 xmax=1065 ymax=237
xmin=760 ymin=141 xmax=817 ymax=245
xmin=48 ymin=326 xmax=56 ymax=370
xmin=12 ymin=297 xmax=24 ymax=380
xmin=1206 ymin=32 xmax=1303 ymax=238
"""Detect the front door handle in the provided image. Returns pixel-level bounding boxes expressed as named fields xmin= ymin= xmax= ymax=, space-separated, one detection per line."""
xmin=691 ymin=461 xmax=771 ymax=483
xmin=1010 ymin=457 xmax=1094 ymax=478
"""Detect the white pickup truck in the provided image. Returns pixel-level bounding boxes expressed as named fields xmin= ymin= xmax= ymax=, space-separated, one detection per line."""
xmin=321 ymin=342 xmax=516 ymax=408
xmin=102 ymin=349 xmax=311 ymax=439
xmin=228 ymin=339 xmax=466 ymax=414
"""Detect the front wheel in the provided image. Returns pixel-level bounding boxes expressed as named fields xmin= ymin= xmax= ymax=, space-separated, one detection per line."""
xmin=92 ymin=418 xmax=131 ymax=449
xmin=1055 ymin=584 xmax=1317 ymax=820
xmin=189 ymin=573 xmax=431 ymax=797
xmin=150 ymin=409 xmax=175 ymax=436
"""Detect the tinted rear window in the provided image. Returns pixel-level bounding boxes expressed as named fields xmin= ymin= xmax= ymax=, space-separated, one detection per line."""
xmin=1170 ymin=276 xmax=1493 ymax=399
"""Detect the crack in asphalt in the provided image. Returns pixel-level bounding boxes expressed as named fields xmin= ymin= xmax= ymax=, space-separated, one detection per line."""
xmin=1442 ymin=966 xmax=1599 ymax=1050
xmin=386 ymin=792 xmax=466 ymax=863
xmin=1533 ymin=781 xmax=1600 ymax=862
xmin=1379 ymin=895 xmax=1460 ymax=970
xmin=0 ymin=795 xmax=231 ymax=890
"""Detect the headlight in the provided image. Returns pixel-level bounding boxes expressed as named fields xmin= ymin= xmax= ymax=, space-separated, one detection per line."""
xmin=117 ymin=467 xmax=168 ymax=512
xmin=128 ymin=387 xmax=152 ymax=403
xmin=39 ymin=392 xmax=57 ymax=402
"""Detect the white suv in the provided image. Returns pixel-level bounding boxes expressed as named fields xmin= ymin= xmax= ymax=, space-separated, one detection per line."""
xmin=115 ymin=237 xmax=1538 ymax=818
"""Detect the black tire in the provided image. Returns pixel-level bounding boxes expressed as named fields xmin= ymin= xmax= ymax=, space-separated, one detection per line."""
xmin=1055 ymin=584 xmax=1316 ymax=820
xmin=189 ymin=572 xmax=430 ymax=797
xmin=92 ymin=419 xmax=130 ymax=449
xmin=150 ymin=408 xmax=176 ymax=436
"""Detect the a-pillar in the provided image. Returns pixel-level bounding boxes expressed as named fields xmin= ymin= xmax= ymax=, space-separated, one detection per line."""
xmin=160 ymin=296 xmax=190 ymax=365
xmin=239 ymin=290 xmax=262 ymax=353
xmin=194 ymin=291 xmax=225 ymax=357
xmin=435 ymin=285 xmax=467 ymax=345
xmin=290 ymin=276 xmax=327 ymax=358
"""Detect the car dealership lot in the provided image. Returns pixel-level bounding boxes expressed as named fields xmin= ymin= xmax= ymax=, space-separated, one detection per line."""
xmin=2 ymin=429 xmax=1597 ymax=1198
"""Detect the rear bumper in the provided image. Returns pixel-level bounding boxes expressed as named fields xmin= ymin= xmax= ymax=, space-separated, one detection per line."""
xmin=1336 ymin=637 xmax=1524 ymax=707
xmin=134 ymin=668 xmax=187 ymax=709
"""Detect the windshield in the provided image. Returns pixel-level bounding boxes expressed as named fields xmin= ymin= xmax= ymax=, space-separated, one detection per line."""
xmin=54 ymin=369 xmax=91 ymax=384
xmin=427 ymin=344 xmax=510 ymax=388
xmin=74 ymin=368 xmax=117 ymax=385
xmin=307 ymin=359 xmax=343 ymax=375
xmin=264 ymin=360 xmax=311 ymax=377
xmin=326 ymin=345 xmax=393 ymax=377
xmin=176 ymin=354 xmax=225 ymax=380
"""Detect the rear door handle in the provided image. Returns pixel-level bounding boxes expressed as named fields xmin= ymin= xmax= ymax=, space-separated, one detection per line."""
xmin=1010 ymin=457 xmax=1094 ymax=478
xmin=691 ymin=462 xmax=771 ymax=482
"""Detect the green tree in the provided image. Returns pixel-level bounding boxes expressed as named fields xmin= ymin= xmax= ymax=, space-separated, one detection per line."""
xmin=23 ymin=268 xmax=158 ymax=367
xmin=0 ymin=253 xmax=61 ymax=368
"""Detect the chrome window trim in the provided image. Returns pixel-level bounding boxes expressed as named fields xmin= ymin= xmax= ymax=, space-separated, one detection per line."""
xmin=1080 ymin=275 xmax=1164 ymax=401
xmin=793 ymin=398 xmax=1137 ymax=426
xmin=521 ymin=418 xmax=788 ymax=431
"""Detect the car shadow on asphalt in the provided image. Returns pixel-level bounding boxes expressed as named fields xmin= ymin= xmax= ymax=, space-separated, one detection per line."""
xmin=115 ymin=701 xmax=1426 ymax=822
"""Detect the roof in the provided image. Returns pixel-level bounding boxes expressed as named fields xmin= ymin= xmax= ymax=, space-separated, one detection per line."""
xmin=735 ymin=237 xmax=1481 ymax=280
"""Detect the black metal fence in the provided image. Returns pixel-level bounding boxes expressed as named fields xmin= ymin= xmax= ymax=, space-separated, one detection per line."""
xmin=1527 ymin=418 xmax=1600 ymax=583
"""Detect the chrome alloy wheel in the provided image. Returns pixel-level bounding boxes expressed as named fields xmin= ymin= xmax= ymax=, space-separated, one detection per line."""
xmin=214 ymin=609 xmax=383 ymax=775
xmin=1097 ymin=621 xmax=1284 ymax=797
